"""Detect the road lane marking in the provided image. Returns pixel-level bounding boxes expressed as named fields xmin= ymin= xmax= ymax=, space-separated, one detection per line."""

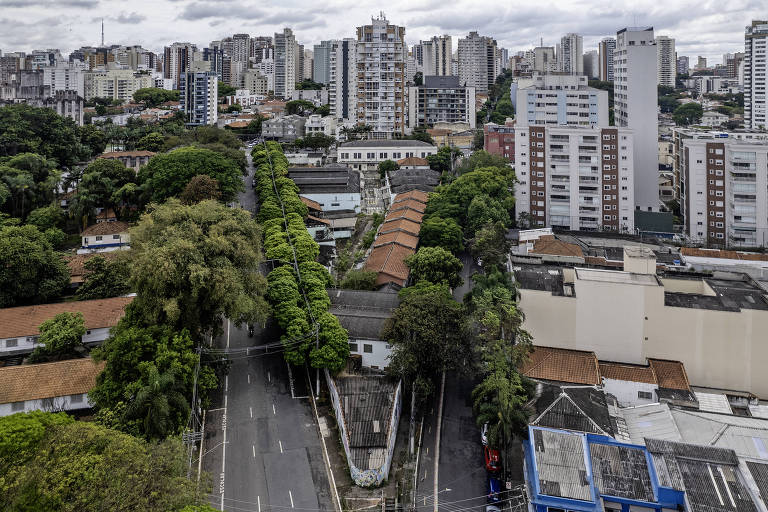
xmin=226 ymin=319 xmax=230 ymax=349
xmin=268 ymin=371 xmax=271 ymax=383
xmin=426 ymin=447 xmax=429 ymax=455
xmin=279 ymin=440 xmax=283 ymax=453
xmin=272 ymin=403 xmax=276 ymax=415
xmin=225 ymin=375 xmax=229 ymax=393
xmin=250 ymin=407 xmax=253 ymax=418
xmin=252 ymin=445 xmax=255 ymax=458
xmin=258 ymin=496 xmax=261 ymax=512
xmin=289 ymin=490 xmax=294 ymax=508
xmin=248 ymin=374 xmax=250 ymax=384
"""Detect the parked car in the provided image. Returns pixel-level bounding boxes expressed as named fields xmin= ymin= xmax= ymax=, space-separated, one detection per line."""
xmin=484 ymin=445 xmax=500 ymax=473
xmin=487 ymin=477 xmax=502 ymax=503
xmin=480 ymin=423 xmax=489 ymax=446
xmin=485 ymin=505 xmax=501 ymax=512
xmin=251 ymin=178 xmax=256 ymax=188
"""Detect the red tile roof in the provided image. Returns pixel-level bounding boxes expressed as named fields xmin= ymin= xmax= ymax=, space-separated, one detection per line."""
xmin=680 ymin=247 xmax=768 ymax=262
xmin=64 ymin=252 xmax=124 ymax=284
xmin=99 ymin=151 xmax=156 ymax=159
xmin=365 ymin=244 xmax=415 ymax=287
xmin=392 ymin=190 xmax=428 ymax=205
xmin=599 ymin=362 xmax=657 ymax=384
xmin=385 ymin=208 xmax=424 ymax=224
xmin=82 ymin=221 xmax=130 ymax=237
xmin=0 ymin=296 xmax=132 ymax=339
xmin=531 ymin=239 xmax=584 ymax=258
xmin=521 ymin=346 xmax=601 ymax=386
xmin=300 ymin=196 xmax=323 ymax=212
xmin=0 ymin=358 xmax=105 ymax=404
xmin=396 ymin=156 xmax=429 ymax=166
xmin=373 ymin=230 xmax=419 ymax=250
xmin=307 ymin=214 xmax=331 ymax=226
xmin=649 ymin=359 xmax=692 ymax=391
xmin=390 ymin=199 xmax=426 ymax=214
xmin=378 ymin=218 xmax=421 ymax=237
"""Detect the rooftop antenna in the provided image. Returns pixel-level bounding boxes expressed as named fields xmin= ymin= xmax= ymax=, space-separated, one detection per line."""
xmin=101 ymin=18 xmax=104 ymax=47
xmin=540 ymin=37 xmax=543 ymax=48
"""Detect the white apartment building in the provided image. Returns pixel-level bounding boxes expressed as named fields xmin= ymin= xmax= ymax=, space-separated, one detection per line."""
xmin=328 ymin=38 xmax=357 ymax=123
xmin=355 ymin=15 xmax=407 ymax=138
xmin=254 ymin=59 xmax=275 ymax=92
xmin=457 ymin=31 xmax=499 ymax=94
xmin=744 ymin=20 xmax=768 ymax=130
xmin=557 ymin=33 xmax=583 ymax=74
xmin=614 ymin=27 xmax=659 ymax=212
xmin=83 ymin=69 xmax=153 ymax=101
xmin=163 ymin=42 xmax=197 ymax=89
xmin=511 ymin=73 xmax=608 ymax=128
xmin=274 ymin=28 xmax=297 ymax=99
xmin=680 ymin=135 xmax=768 ymax=247
xmin=414 ymin=35 xmax=452 ymax=76
xmin=42 ymin=61 xmax=85 ymax=97
xmin=533 ymin=46 xmax=557 ymax=73
xmin=598 ymin=38 xmax=616 ymax=82
xmin=242 ymin=69 xmax=268 ymax=96
xmin=655 ymin=35 xmax=676 ymax=87
xmin=514 ymin=125 xmax=635 ymax=232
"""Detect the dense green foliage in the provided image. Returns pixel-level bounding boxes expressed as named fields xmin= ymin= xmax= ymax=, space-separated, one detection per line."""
xmin=28 ymin=312 xmax=86 ymax=363
xmin=673 ymin=102 xmax=704 ymax=126
xmin=405 ymin=246 xmax=463 ymax=289
xmin=253 ymin=142 xmax=349 ymax=371
xmin=419 ymin=216 xmax=464 ymax=254
xmin=139 ymin=147 xmax=244 ymax=202
xmin=69 ymin=158 xmax=139 ymax=226
xmin=0 ymin=413 xmax=212 ymax=511
xmin=75 ymin=254 xmax=131 ymax=300
xmin=340 ymin=269 xmax=378 ymax=290
xmin=0 ymin=153 xmax=61 ymax=220
xmin=0 ymin=224 xmax=69 ymax=307
xmin=426 ymin=146 xmax=461 ymax=174
xmin=286 ymin=99 xmax=316 ymax=115
xmin=0 ymin=104 xmax=94 ymax=166
xmin=378 ymin=159 xmax=399 ymax=179
xmin=133 ymin=88 xmax=180 ymax=107
xmin=295 ymin=79 xmax=324 ymax=90
xmin=180 ymin=175 xmax=222 ymax=204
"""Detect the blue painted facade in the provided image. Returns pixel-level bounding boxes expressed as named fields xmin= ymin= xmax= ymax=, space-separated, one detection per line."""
xmin=523 ymin=426 xmax=687 ymax=512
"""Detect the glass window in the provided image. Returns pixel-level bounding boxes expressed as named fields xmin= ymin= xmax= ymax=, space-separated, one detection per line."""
xmin=363 ymin=344 xmax=373 ymax=353
xmin=348 ymin=343 xmax=359 ymax=352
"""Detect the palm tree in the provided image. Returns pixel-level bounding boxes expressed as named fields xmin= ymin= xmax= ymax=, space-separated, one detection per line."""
xmin=125 ymin=364 xmax=190 ymax=440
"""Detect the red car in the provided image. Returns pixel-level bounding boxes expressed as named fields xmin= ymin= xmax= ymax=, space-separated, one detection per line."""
xmin=484 ymin=445 xmax=500 ymax=473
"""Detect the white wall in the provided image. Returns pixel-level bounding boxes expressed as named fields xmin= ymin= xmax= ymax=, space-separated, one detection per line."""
xmin=1 ymin=327 xmax=111 ymax=355
xmin=348 ymin=338 xmax=390 ymax=369
xmin=602 ymin=378 xmax=658 ymax=407
xmin=0 ymin=393 xmax=94 ymax=417
xmin=300 ymin=192 xmax=360 ymax=213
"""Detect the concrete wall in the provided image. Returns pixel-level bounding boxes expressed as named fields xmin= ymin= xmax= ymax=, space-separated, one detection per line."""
xmin=519 ymin=278 xmax=768 ymax=398
xmin=602 ymin=378 xmax=658 ymax=407
xmin=299 ymin=192 xmax=360 ymax=213
xmin=0 ymin=392 xmax=94 ymax=417
xmin=348 ymin=338 xmax=390 ymax=369
xmin=1 ymin=327 xmax=110 ymax=355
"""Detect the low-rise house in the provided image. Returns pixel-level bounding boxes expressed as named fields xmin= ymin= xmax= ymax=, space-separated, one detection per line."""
xmin=328 ymin=289 xmax=399 ymax=369
xmin=0 ymin=358 xmax=105 ymax=416
xmin=262 ymin=114 xmax=306 ymax=141
xmin=701 ymin=110 xmax=729 ymax=127
xmin=98 ymin=150 xmax=155 ymax=172
xmin=79 ymin=221 xmax=130 ymax=254
xmin=304 ymin=114 xmax=336 ymax=137
xmin=64 ymin=251 xmax=123 ymax=288
xmin=287 ymin=166 xmax=360 ymax=213
xmin=337 ymin=140 xmax=438 ymax=172
xmin=0 ymin=296 xmax=132 ymax=355
xmin=290 ymin=89 xmax=328 ymax=106
xmin=285 ymin=151 xmax=326 ymax=167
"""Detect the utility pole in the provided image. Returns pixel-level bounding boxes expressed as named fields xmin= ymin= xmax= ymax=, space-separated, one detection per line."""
xmin=101 ymin=18 xmax=104 ymax=47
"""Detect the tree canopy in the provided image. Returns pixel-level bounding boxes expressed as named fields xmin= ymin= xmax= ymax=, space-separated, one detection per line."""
xmin=28 ymin=312 xmax=86 ymax=363
xmin=673 ymin=102 xmax=704 ymax=126
xmin=340 ymin=269 xmax=378 ymax=290
xmin=179 ymin=174 xmax=222 ymax=205
xmin=0 ymin=224 xmax=69 ymax=308
xmin=133 ymin=88 xmax=180 ymax=108
xmin=139 ymin=147 xmax=244 ymax=203
xmin=75 ymin=254 xmax=131 ymax=300
xmin=0 ymin=153 xmax=61 ymax=220
xmin=405 ymin=246 xmax=463 ymax=289
xmin=0 ymin=413 xmax=213 ymax=511
xmin=419 ymin=216 xmax=464 ymax=254
xmin=126 ymin=199 xmax=268 ymax=338
xmin=285 ymin=99 xmax=317 ymax=116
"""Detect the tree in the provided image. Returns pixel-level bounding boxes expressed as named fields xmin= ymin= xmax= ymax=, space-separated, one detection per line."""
xmin=406 ymin=127 xmax=434 ymax=144
xmin=136 ymin=132 xmax=165 ymax=152
xmin=132 ymin=88 xmax=179 ymax=107
xmin=383 ymin=283 xmax=472 ymax=400
xmin=0 ymin=104 xmax=88 ymax=166
xmin=26 ymin=204 xmax=64 ymax=231
xmin=29 ymin=312 xmax=86 ymax=362
xmin=0 ymin=418 xmax=214 ymax=511
xmin=0 ymin=153 xmax=61 ymax=220
xmin=673 ymin=102 xmax=704 ymax=126
xmin=470 ymin=221 xmax=510 ymax=269
xmin=0 ymin=225 xmax=69 ymax=307
xmin=295 ymin=79 xmax=323 ymax=90
xmin=217 ymin=81 xmax=236 ymax=98
xmin=467 ymin=194 xmax=510 ymax=234
xmin=179 ymin=174 xmax=222 ymax=204
xmin=285 ymin=99 xmax=316 ymax=115
xmin=472 ymin=130 xmax=485 ymax=151
xmin=139 ymin=147 xmax=244 ymax=202
xmin=378 ymin=159 xmax=399 ymax=179
xmin=70 ymin=158 xmax=137 ymax=224
xmin=426 ymin=145 xmax=461 ymax=174
xmin=413 ymin=72 xmax=423 ymax=86
xmin=314 ymin=104 xmax=331 ymax=116
xmin=78 ymin=124 xmax=107 ymax=157
xmin=76 ymin=255 xmax=131 ymax=300
xmin=127 ymin=199 xmax=268 ymax=338
xmin=419 ymin=216 xmax=464 ymax=254
xmin=455 ymin=150 xmax=510 ymax=174
xmin=124 ymin=364 xmax=190 ymax=440
xmin=222 ymin=103 xmax=242 ymax=113
xmin=340 ymin=269 xmax=378 ymax=290
xmin=405 ymin=246 xmax=463 ymax=288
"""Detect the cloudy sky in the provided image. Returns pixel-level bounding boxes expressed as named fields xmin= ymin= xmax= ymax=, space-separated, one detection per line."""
xmin=0 ymin=0 xmax=762 ymax=63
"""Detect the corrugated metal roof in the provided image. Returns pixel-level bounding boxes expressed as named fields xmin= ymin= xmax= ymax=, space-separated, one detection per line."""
xmin=746 ymin=461 xmax=768 ymax=508
xmin=695 ymin=392 xmax=734 ymax=414
xmin=589 ymin=442 xmax=655 ymax=502
xmin=532 ymin=428 xmax=592 ymax=501
xmin=620 ymin=403 xmax=682 ymax=445
xmin=670 ymin=409 xmax=768 ymax=460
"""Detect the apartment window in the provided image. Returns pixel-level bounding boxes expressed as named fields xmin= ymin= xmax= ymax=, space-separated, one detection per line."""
xmin=363 ymin=344 xmax=373 ymax=353
xmin=716 ymin=222 xmax=724 ymax=228
xmin=348 ymin=343 xmax=359 ymax=352
xmin=716 ymin=233 xmax=724 ymax=239
xmin=638 ymin=391 xmax=653 ymax=400
xmin=112 ymin=234 xmax=120 ymax=240
xmin=604 ymin=215 xmax=611 ymax=220
xmin=604 ymin=195 xmax=611 ymax=200
xmin=6 ymin=338 xmax=18 ymax=348
xmin=604 ymin=185 xmax=611 ymax=190
xmin=70 ymin=393 xmax=84 ymax=404
xmin=11 ymin=401 xmax=24 ymax=412
xmin=604 ymin=205 xmax=611 ymax=211
xmin=95 ymin=235 xmax=103 ymax=241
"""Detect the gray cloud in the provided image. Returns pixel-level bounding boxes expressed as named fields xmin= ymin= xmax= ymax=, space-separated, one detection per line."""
xmin=2 ymin=0 xmax=99 ymax=6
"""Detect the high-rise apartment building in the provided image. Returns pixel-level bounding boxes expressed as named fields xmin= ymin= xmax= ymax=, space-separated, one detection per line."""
xmin=655 ymin=36 xmax=676 ymax=87
xmin=274 ymin=28 xmax=298 ymax=99
xmin=313 ymin=40 xmax=332 ymax=85
xmin=557 ymin=33 xmax=583 ymax=74
xmin=745 ymin=21 xmax=768 ymax=130
xmin=695 ymin=56 xmax=707 ymax=70
xmin=329 ymin=38 xmax=357 ymax=122
xmin=179 ymin=71 xmax=218 ymax=126
xmin=583 ymin=50 xmax=599 ymax=79
xmin=83 ymin=68 xmax=153 ymax=101
xmin=679 ymin=133 xmax=768 ymax=246
xmin=676 ymin=55 xmax=689 ymax=75
xmin=514 ymin=125 xmax=635 ymax=231
xmin=355 ymin=14 xmax=407 ymax=138
xmin=412 ymin=36 xmax=452 ymax=77
xmin=533 ymin=46 xmax=557 ymax=73
xmin=614 ymin=27 xmax=658 ymax=212
xmin=512 ymin=73 xmax=608 ymax=128
xmin=725 ymin=52 xmax=744 ymax=80
xmin=302 ymin=49 xmax=313 ymax=80
xmin=407 ymin=75 xmax=476 ymax=130
xmin=232 ymin=34 xmax=250 ymax=64
xmin=163 ymin=42 xmax=197 ymax=89
xmin=598 ymin=38 xmax=616 ymax=81
xmin=42 ymin=61 xmax=85 ymax=97
xmin=457 ymin=31 xmax=498 ymax=94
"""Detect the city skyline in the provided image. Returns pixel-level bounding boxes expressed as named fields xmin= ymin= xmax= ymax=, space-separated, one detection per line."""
xmin=0 ymin=0 xmax=762 ymax=63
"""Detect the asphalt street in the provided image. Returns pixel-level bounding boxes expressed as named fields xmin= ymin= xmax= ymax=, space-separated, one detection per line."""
xmin=453 ymin=252 xmax=482 ymax=302
xmin=200 ymin=145 xmax=333 ymax=512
